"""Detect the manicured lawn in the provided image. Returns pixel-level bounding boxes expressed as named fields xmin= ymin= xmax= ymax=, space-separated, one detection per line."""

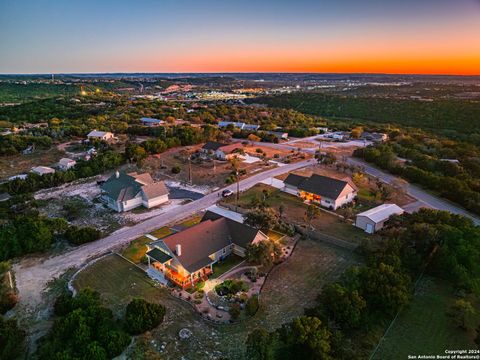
xmin=373 ymin=276 xmax=479 ymax=360
xmin=121 ymin=236 xmax=151 ymax=264
xmin=149 ymin=226 xmax=174 ymax=239
xmin=73 ymin=254 xmax=166 ymax=314
xmin=178 ymin=215 xmax=202 ymax=228
xmin=210 ymin=254 xmax=245 ymax=279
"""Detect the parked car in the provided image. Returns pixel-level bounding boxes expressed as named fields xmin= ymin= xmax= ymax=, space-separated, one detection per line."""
xmin=222 ymin=189 xmax=234 ymax=197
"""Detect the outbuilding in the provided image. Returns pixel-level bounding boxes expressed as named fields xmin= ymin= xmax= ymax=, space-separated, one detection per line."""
xmin=355 ymin=204 xmax=404 ymax=233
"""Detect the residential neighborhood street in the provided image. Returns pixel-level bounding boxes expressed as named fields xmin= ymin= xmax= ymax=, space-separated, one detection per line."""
xmin=13 ymin=158 xmax=316 ymax=308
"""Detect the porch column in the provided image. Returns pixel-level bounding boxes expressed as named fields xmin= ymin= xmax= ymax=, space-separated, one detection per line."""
xmin=190 ymin=274 xmax=194 ymax=285
xmin=147 ymin=256 xmax=150 ymax=268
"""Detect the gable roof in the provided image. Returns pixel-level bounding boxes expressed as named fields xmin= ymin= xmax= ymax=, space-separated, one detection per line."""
xmin=284 ymin=173 xmax=308 ymax=187
xmin=298 ymin=174 xmax=354 ymax=200
xmin=202 ymin=141 xmax=227 ymax=151
xmin=59 ymin=158 xmax=76 ymax=166
xmin=357 ymin=204 xmax=404 ymax=223
xmin=159 ymin=212 xmax=264 ymax=273
xmin=101 ymin=171 xmax=168 ymax=202
xmin=140 ymin=117 xmax=164 ymax=124
xmin=87 ymin=130 xmax=111 ymax=138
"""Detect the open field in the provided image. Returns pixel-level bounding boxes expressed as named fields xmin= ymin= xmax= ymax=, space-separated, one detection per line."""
xmin=73 ymin=238 xmax=357 ymax=359
xmin=222 ymin=183 xmax=368 ymax=244
xmin=373 ymin=276 xmax=479 ymax=360
xmin=0 ymin=147 xmax=65 ymax=180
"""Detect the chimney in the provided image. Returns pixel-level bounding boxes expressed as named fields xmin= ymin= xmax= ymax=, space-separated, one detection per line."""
xmin=175 ymin=244 xmax=182 ymax=256
xmin=115 ymin=170 xmax=120 ymax=178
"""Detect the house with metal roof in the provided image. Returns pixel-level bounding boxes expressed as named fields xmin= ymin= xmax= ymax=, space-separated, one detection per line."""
xmin=58 ymin=158 xmax=76 ymax=171
xmin=284 ymin=173 xmax=357 ymax=210
xmin=87 ymin=130 xmax=115 ymax=141
xmin=100 ymin=171 xmax=169 ymax=212
xmin=140 ymin=117 xmax=165 ymax=127
xmin=355 ymin=204 xmax=404 ymax=233
xmin=145 ymin=210 xmax=268 ymax=288
xmin=31 ymin=166 xmax=55 ymax=176
xmin=218 ymin=121 xmax=260 ymax=131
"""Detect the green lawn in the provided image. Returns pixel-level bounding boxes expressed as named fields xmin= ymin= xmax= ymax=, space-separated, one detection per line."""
xmin=148 ymin=226 xmax=174 ymax=239
xmin=73 ymin=254 xmax=166 ymax=314
xmin=121 ymin=236 xmax=151 ymax=264
xmin=373 ymin=276 xmax=479 ymax=360
xmin=176 ymin=215 xmax=202 ymax=229
xmin=210 ymin=254 xmax=245 ymax=279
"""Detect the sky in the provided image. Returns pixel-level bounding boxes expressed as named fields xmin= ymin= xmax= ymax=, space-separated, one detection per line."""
xmin=1 ymin=0 xmax=480 ymax=75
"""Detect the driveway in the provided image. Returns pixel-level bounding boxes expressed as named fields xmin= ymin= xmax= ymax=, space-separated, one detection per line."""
xmin=13 ymin=159 xmax=316 ymax=309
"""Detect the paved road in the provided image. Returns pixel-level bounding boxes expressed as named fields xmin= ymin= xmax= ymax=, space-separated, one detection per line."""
xmin=14 ymin=158 xmax=316 ymax=308
xmin=347 ymin=158 xmax=480 ymax=225
xmin=237 ymin=140 xmax=480 ymax=225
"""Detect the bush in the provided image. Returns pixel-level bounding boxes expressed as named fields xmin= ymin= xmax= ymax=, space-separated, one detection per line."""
xmin=246 ymin=295 xmax=259 ymax=316
xmin=215 ymin=280 xmax=248 ymax=297
xmin=0 ymin=315 xmax=25 ymax=360
xmin=64 ymin=226 xmax=102 ymax=245
xmin=125 ymin=298 xmax=166 ymax=335
xmin=171 ymin=165 xmax=181 ymax=174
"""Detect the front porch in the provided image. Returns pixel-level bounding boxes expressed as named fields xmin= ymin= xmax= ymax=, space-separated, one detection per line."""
xmin=166 ymin=266 xmax=213 ymax=289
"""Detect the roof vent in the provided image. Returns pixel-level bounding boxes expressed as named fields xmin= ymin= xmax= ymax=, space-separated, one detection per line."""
xmin=115 ymin=170 xmax=120 ymax=178
xmin=175 ymin=244 xmax=182 ymax=256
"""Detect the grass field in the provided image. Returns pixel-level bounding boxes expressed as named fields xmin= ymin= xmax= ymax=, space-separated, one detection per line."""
xmin=121 ymin=236 xmax=152 ymax=264
xmin=373 ymin=276 xmax=479 ymax=360
xmin=73 ymin=239 xmax=357 ymax=359
xmin=210 ymin=254 xmax=244 ymax=279
xmin=223 ymin=184 xmax=368 ymax=244
xmin=149 ymin=226 xmax=174 ymax=239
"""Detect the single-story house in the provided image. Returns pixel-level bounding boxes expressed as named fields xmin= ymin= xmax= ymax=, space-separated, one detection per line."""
xmin=266 ymin=131 xmax=289 ymax=140
xmin=218 ymin=121 xmax=260 ymax=131
xmin=360 ymin=132 xmax=388 ymax=143
xmin=31 ymin=166 xmax=55 ymax=176
xmin=146 ymin=210 xmax=268 ymax=288
xmin=140 ymin=117 xmax=165 ymax=127
xmin=58 ymin=158 xmax=76 ymax=171
xmin=201 ymin=141 xmax=243 ymax=160
xmin=355 ymin=203 xmax=404 ymax=233
xmin=100 ymin=171 xmax=169 ymax=212
xmin=284 ymin=173 xmax=357 ymax=210
xmin=87 ymin=130 xmax=114 ymax=141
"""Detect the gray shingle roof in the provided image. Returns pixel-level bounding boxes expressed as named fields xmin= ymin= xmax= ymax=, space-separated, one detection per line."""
xmin=202 ymin=141 xmax=227 ymax=151
xmin=298 ymin=174 xmax=352 ymax=200
xmin=284 ymin=174 xmax=308 ymax=187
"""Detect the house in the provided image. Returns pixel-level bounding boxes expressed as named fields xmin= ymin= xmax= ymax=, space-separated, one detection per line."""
xmin=58 ymin=158 xmax=76 ymax=171
xmin=355 ymin=204 xmax=404 ymax=233
xmin=100 ymin=171 xmax=169 ymax=212
xmin=87 ymin=130 xmax=114 ymax=141
xmin=146 ymin=211 xmax=268 ymax=288
xmin=361 ymin=132 xmax=388 ymax=143
xmin=218 ymin=121 xmax=260 ymax=131
xmin=140 ymin=117 xmax=165 ymax=127
xmin=284 ymin=173 xmax=357 ymax=210
xmin=31 ymin=166 xmax=55 ymax=176
xmin=266 ymin=131 xmax=289 ymax=140
xmin=201 ymin=141 xmax=243 ymax=160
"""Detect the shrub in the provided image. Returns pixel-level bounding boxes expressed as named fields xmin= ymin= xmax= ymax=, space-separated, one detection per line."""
xmin=0 ymin=316 xmax=25 ymax=360
xmin=246 ymin=295 xmax=259 ymax=316
xmin=171 ymin=165 xmax=181 ymax=174
xmin=64 ymin=226 xmax=102 ymax=245
xmin=215 ymin=280 xmax=247 ymax=297
xmin=125 ymin=298 xmax=166 ymax=335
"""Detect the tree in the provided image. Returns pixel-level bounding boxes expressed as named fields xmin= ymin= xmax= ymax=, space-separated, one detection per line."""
xmin=282 ymin=316 xmax=333 ymax=360
xmin=315 ymin=151 xmax=336 ymax=166
xmin=305 ymin=205 xmax=320 ymax=228
xmin=64 ymin=226 xmax=102 ymax=245
xmin=246 ymin=328 xmax=277 ymax=360
xmin=0 ymin=316 xmax=25 ymax=360
xmin=125 ymin=298 xmax=166 ymax=335
xmin=278 ymin=204 xmax=285 ymax=220
xmin=350 ymin=126 xmax=364 ymax=139
xmin=317 ymin=283 xmax=366 ymax=329
xmin=448 ymin=299 xmax=475 ymax=330
xmin=246 ymin=240 xmax=282 ymax=267
xmin=244 ymin=208 xmax=278 ymax=232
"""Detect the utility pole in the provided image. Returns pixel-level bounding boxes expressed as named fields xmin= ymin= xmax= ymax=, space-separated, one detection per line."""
xmin=188 ymin=156 xmax=192 ymax=185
